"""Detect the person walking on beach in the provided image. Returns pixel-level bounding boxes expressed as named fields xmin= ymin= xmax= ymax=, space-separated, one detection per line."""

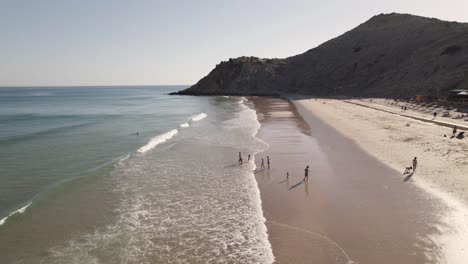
xmin=304 ymin=166 xmax=310 ymax=181
xmin=261 ymin=158 xmax=265 ymax=169
xmin=412 ymin=157 xmax=418 ymax=172
xmin=433 ymin=112 xmax=437 ymax=120
xmin=452 ymin=126 xmax=458 ymax=138
xmin=238 ymin=152 xmax=243 ymax=165
xmin=286 ymin=172 xmax=289 ymax=178
xmin=267 ymin=156 xmax=270 ymax=169
xmin=248 ymin=154 xmax=251 ymax=162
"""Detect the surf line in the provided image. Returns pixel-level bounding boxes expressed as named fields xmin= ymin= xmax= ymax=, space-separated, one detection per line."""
xmin=190 ymin=112 xmax=207 ymax=122
xmin=268 ymin=220 xmax=358 ymax=264
xmin=137 ymin=129 xmax=178 ymax=153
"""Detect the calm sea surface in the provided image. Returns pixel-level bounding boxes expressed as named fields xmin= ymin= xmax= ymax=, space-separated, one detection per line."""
xmin=0 ymin=86 xmax=273 ymax=263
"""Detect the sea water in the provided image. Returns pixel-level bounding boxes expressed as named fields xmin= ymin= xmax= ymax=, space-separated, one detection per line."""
xmin=0 ymin=86 xmax=273 ymax=263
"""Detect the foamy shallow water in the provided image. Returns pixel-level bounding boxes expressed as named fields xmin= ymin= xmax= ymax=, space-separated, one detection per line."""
xmin=0 ymin=88 xmax=273 ymax=263
xmin=23 ymin=97 xmax=272 ymax=264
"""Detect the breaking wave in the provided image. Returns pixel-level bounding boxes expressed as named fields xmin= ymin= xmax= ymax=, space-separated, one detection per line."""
xmin=190 ymin=113 xmax=207 ymax=122
xmin=137 ymin=129 xmax=178 ymax=153
xmin=0 ymin=202 xmax=32 ymax=226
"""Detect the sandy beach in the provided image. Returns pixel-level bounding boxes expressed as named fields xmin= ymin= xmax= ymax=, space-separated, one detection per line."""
xmin=250 ymin=97 xmax=468 ymax=264
xmin=292 ymin=98 xmax=468 ymax=263
xmin=295 ymin=99 xmax=468 ymax=202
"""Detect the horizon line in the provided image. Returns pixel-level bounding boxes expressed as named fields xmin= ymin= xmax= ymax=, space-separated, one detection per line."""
xmin=0 ymin=84 xmax=191 ymax=88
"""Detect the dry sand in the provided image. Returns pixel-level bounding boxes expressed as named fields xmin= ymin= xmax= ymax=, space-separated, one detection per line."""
xmin=250 ymin=98 xmax=457 ymax=264
xmin=294 ymin=98 xmax=468 ymax=264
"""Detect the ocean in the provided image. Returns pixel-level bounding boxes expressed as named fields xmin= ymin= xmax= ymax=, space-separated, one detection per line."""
xmin=0 ymin=86 xmax=273 ymax=263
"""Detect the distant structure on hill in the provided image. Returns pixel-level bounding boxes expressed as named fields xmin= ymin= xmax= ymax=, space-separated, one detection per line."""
xmin=415 ymin=95 xmax=429 ymax=102
xmin=173 ymin=13 xmax=468 ymax=99
xmin=448 ymin=90 xmax=468 ymax=101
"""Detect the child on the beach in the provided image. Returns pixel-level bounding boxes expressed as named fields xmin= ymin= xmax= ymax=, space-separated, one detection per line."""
xmin=238 ymin=152 xmax=243 ymax=165
xmin=267 ymin=156 xmax=270 ymax=168
xmin=304 ymin=166 xmax=310 ymax=181
xmin=261 ymin=158 xmax=265 ymax=169
xmin=452 ymin=126 xmax=458 ymax=138
xmin=403 ymin=166 xmax=412 ymax=175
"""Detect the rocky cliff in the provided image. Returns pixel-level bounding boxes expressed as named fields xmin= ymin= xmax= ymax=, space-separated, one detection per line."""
xmin=174 ymin=13 xmax=468 ymax=98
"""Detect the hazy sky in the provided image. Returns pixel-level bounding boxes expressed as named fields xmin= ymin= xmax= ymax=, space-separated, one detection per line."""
xmin=1 ymin=0 xmax=467 ymax=86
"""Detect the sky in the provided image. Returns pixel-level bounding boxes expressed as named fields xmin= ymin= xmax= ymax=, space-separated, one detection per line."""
xmin=1 ymin=0 xmax=467 ymax=86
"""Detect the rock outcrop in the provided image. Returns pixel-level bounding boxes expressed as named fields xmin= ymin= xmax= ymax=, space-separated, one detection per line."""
xmin=173 ymin=13 xmax=468 ymax=98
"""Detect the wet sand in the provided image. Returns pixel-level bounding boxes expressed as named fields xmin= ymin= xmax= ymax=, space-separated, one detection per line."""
xmin=250 ymin=97 xmax=449 ymax=264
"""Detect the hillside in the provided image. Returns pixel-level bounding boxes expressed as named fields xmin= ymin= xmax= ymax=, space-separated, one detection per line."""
xmin=173 ymin=13 xmax=468 ymax=98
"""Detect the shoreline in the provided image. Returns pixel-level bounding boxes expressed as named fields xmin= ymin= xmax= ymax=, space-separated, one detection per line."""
xmin=293 ymin=98 xmax=468 ymax=263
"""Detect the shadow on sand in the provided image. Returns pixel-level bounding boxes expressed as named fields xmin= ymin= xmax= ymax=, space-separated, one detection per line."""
xmin=253 ymin=168 xmax=268 ymax=174
xmin=289 ymin=179 xmax=306 ymax=190
xmin=223 ymin=164 xmax=240 ymax=169
xmin=403 ymin=172 xmax=415 ymax=182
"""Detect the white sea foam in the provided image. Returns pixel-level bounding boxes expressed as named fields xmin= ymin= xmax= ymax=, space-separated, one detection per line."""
xmin=137 ymin=129 xmax=178 ymax=153
xmin=0 ymin=202 xmax=32 ymax=226
xmin=17 ymin=202 xmax=31 ymax=213
xmin=44 ymin=99 xmax=273 ymax=263
xmin=0 ymin=216 xmax=8 ymax=226
xmin=190 ymin=113 xmax=207 ymax=122
xmin=179 ymin=123 xmax=189 ymax=128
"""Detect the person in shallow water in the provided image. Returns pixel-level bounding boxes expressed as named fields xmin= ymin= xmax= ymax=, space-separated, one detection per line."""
xmin=238 ymin=152 xmax=243 ymax=165
xmin=267 ymin=156 xmax=270 ymax=168
xmin=261 ymin=158 xmax=265 ymax=169
xmin=304 ymin=166 xmax=310 ymax=181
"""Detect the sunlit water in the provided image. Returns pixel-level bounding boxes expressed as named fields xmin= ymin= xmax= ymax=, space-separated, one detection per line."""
xmin=0 ymin=87 xmax=273 ymax=263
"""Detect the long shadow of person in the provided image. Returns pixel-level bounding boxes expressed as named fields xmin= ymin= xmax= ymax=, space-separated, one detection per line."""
xmin=289 ymin=179 xmax=305 ymax=190
xmin=223 ymin=164 xmax=239 ymax=169
xmin=253 ymin=168 xmax=268 ymax=174
xmin=403 ymin=171 xmax=415 ymax=182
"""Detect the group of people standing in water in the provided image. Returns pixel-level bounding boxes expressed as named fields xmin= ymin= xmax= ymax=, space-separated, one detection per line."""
xmin=239 ymin=152 xmax=271 ymax=169
xmin=238 ymin=152 xmax=310 ymax=181
xmin=238 ymin=152 xmax=270 ymax=169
